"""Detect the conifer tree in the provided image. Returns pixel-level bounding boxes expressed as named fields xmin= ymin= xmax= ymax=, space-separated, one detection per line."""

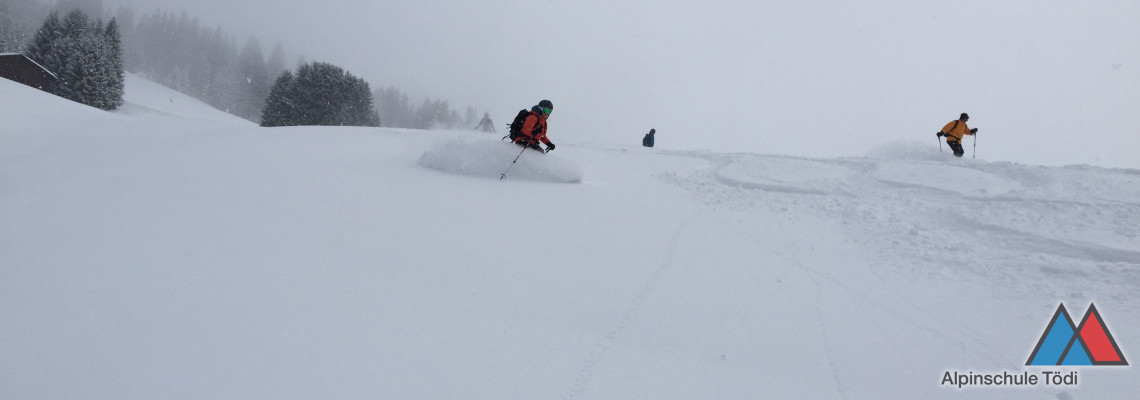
xmin=101 ymin=18 xmax=125 ymax=110
xmin=24 ymin=10 xmax=124 ymax=110
xmin=261 ymin=62 xmax=379 ymax=127
xmin=261 ymin=70 xmax=297 ymax=127
xmin=51 ymin=10 xmax=94 ymax=105
xmin=24 ymin=12 xmax=62 ymax=68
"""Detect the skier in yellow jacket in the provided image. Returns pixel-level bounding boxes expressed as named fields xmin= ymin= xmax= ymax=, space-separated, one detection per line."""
xmin=937 ymin=113 xmax=978 ymax=157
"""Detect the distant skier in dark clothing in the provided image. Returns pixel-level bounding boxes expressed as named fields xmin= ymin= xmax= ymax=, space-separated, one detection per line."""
xmin=642 ymin=128 xmax=655 ymax=147
xmin=512 ymin=99 xmax=555 ymax=153
xmin=474 ymin=112 xmax=495 ymax=132
xmin=937 ymin=113 xmax=978 ymax=157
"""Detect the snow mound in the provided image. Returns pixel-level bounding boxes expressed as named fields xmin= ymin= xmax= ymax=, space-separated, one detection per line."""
xmin=716 ymin=156 xmax=852 ymax=194
xmin=872 ymin=162 xmax=1021 ymax=197
xmin=417 ymin=139 xmax=584 ymax=183
xmin=865 ymin=140 xmax=951 ymax=162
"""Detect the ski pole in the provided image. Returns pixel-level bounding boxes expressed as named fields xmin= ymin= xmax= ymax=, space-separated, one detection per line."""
xmin=973 ymin=135 xmax=976 ymax=158
xmin=500 ymin=144 xmax=528 ymax=180
xmin=938 ymin=137 xmax=943 ymax=153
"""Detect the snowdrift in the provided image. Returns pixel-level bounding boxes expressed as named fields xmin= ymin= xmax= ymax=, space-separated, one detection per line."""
xmin=865 ymin=139 xmax=956 ymax=162
xmin=417 ymin=139 xmax=584 ymax=183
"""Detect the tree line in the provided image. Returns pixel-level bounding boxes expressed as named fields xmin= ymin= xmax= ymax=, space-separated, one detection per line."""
xmin=3 ymin=0 xmax=487 ymax=129
xmin=374 ymin=86 xmax=483 ymax=130
xmin=116 ymin=7 xmax=283 ymax=122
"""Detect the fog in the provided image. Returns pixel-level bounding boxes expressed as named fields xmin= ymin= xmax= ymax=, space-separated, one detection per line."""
xmin=107 ymin=0 xmax=1140 ymax=168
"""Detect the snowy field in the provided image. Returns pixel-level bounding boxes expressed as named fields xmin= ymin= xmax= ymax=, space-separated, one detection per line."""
xmin=2 ymin=76 xmax=1138 ymax=399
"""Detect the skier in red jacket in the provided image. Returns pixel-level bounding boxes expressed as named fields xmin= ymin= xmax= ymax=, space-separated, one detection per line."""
xmin=512 ymin=99 xmax=555 ymax=153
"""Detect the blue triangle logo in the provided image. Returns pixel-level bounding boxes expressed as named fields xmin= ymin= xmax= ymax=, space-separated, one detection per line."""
xmin=1027 ymin=304 xmax=1079 ymax=365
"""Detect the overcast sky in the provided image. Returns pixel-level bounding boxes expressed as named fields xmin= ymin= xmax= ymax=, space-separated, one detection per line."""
xmin=105 ymin=0 xmax=1140 ymax=169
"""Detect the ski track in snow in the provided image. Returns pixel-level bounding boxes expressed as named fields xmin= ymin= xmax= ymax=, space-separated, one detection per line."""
xmin=562 ymin=212 xmax=703 ymax=400
xmin=755 ymin=227 xmax=850 ymax=400
xmin=658 ymin=148 xmax=1138 ymax=384
xmin=662 ymin=150 xmax=1140 ymax=305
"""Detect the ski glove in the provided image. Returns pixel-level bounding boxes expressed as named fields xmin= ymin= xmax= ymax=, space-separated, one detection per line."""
xmin=936 ymin=132 xmax=943 ymax=137
xmin=546 ymin=143 xmax=556 ymax=152
xmin=970 ymin=128 xmax=978 ymax=134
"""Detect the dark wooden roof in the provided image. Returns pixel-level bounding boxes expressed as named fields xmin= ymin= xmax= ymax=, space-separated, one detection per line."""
xmin=0 ymin=53 xmax=58 ymax=92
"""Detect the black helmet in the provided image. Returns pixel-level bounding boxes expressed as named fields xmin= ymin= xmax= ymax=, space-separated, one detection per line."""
xmin=538 ymin=99 xmax=553 ymax=110
xmin=960 ymin=112 xmax=969 ymax=120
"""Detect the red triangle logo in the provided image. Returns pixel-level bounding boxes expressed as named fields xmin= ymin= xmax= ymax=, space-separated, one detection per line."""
xmin=1076 ymin=304 xmax=1129 ymax=365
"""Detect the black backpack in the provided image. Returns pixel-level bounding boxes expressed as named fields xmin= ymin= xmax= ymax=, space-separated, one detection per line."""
xmin=505 ymin=109 xmax=530 ymax=141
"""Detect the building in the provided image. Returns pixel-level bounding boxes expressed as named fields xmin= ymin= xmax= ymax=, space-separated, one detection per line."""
xmin=0 ymin=53 xmax=58 ymax=92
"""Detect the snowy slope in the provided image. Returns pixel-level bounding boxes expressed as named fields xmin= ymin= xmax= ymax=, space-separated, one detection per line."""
xmin=2 ymin=76 xmax=1138 ymax=399
xmin=116 ymin=74 xmax=255 ymax=125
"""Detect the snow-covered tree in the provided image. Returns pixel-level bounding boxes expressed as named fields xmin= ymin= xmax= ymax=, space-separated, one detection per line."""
xmin=25 ymin=9 xmax=124 ymax=110
xmin=261 ymin=62 xmax=378 ymax=127
xmin=260 ymin=70 xmax=296 ymax=127
xmin=101 ymin=17 xmax=125 ymax=110
xmin=23 ymin=11 xmax=61 ymax=64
